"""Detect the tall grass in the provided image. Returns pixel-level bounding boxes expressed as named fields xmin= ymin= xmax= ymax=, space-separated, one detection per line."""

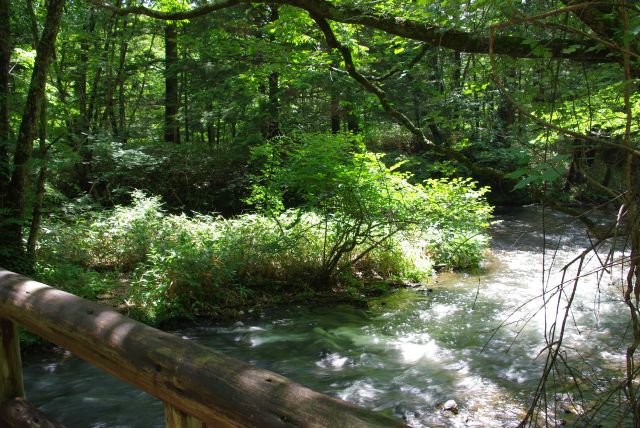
xmin=37 ymin=192 xmax=488 ymax=321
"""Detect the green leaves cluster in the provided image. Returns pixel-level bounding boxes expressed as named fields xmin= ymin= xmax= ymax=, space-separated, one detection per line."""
xmin=248 ymin=132 xmax=493 ymax=279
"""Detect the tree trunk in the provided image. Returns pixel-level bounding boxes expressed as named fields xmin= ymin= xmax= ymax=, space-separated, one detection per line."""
xmin=0 ymin=0 xmax=65 ymax=272
xmin=164 ymin=23 xmax=180 ymax=144
xmin=113 ymin=14 xmax=129 ymax=141
xmin=27 ymin=103 xmax=48 ymax=259
xmin=263 ymin=71 xmax=280 ymax=139
xmin=0 ymin=0 xmax=11 ymax=194
xmin=117 ymin=36 xmax=128 ymax=141
xmin=207 ymin=103 xmax=215 ymax=146
xmin=0 ymin=319 xmax=24 ymax=402
xmin=346 ymin=105 xmax=359 ymax=133
xmin=330 ymin=87 xmax=340 ymax=133
xmin=182 ymin=28 xmax=190 ymax=144
xmin=74 ymin=10 xmax=95 ymax=194
xmin=452 ymin=50 xmax=462 ymax=88
xmin=261 ymin=5 xmax=280 ymax=139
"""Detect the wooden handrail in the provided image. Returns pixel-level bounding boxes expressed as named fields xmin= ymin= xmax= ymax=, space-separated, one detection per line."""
xmin=0 ymin=269 xmax=406 ymax=427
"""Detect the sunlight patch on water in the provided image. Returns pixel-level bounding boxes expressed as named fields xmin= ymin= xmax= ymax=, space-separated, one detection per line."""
xmin=391 ymin=335 xmax=449 ymax=364
xmin=336 ymin=380 xmax=385 ymax=404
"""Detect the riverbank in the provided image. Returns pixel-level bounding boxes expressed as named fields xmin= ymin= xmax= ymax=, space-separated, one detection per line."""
xmin=30 ymin=191 xmax=490 ymax=326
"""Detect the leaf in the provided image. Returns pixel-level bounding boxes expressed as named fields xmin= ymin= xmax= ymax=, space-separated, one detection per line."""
xmin=562 ymin=45 xmax=578 ymax=55
xmin=539 ymin=168 xmax=561 ymax=182
xmin=504 ymin=167 xmax=528 ymax=179
xmin=513 ymin=175 xmax=537 ymax=190
xmin=389 ymin=160 xmax=408 ymax=171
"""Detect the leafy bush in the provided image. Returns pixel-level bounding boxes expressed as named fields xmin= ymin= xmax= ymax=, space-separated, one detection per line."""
xmin=420 ymin=177 xmax=493 ymax=269
xmin=248 ymin=133 xmax=493 ymax=281
xmin=37 ymin=159 xmax=492 ymax=320
xmin=125 ymin=209 xmax=437 ymax=320
xmin=38 ymin=191 xmax=164 ymax=270
xmin=33 ymin=261 xmax=114 ymax=300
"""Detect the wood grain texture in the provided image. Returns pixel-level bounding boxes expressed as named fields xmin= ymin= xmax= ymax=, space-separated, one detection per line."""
xmin=165 ymin=402 xmax=207 ymax=428
xmin=0 ymin=318 xmax=24 ymax=403
xmin=0 ymin=269 xmax=406 ymax=427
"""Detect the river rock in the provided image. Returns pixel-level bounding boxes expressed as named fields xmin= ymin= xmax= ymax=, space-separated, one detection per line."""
xmin=442 ymin=399 xmax=459 ymax=414
xmin=557 ymin=393 xmax=584 ymax=415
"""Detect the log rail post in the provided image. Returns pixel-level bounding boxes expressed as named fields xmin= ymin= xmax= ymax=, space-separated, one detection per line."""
xmin=0 ymin=317 xmax=24 ymax=402
xmin=0 ymin=269 xmax=407 ymax=427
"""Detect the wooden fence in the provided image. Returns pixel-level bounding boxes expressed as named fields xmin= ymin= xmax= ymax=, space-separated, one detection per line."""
xmin=0 ymin=268 xmax=406 ymax=427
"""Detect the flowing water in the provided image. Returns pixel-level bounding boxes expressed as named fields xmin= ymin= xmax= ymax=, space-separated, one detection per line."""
xmin=22 ymin=207 xmax=631 ymax=427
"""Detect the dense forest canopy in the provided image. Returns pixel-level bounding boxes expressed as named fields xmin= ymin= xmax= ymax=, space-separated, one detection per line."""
xmin=1 ymin=0 xmax=639 ymax=425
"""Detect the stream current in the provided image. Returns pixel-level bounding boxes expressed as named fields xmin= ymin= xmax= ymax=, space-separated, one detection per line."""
xmin=22 ymin=207 xmax=631 ymax=427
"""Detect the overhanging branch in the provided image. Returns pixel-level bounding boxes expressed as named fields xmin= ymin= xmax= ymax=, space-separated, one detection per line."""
xmin=99 ymin=0 xmax=619 ymax=63
xmin=311 ymin=13 xmax=504 ymax=179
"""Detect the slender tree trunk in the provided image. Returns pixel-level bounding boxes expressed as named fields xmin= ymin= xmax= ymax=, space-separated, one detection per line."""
xmin=27 ymin=104 xmax=48 ymax=259
xmin=0 ymin=0 xmax=11 ymax=194
xmin=207 ymin=103 xmax=215 ymax=146
xmin=452 ymin=50 xmax=462 ymax=89
xmin=164 ymin=23 xmax=180 ymax=143
xmin=0 ymin=0 xmax=65 ymax=272
xmin=261 ymin=5 xmax=280 ymax=139
xmin=216 ymin=110 xmax=221 ymax=145
xmin=181 ymin=27 xmax=190 ymax=144
xmin=74 ymin=10 xmax=95 ymax=193
xmin=127 ymin=31 xmax=156 ymax=135
xmin=112 ymin=14 xmax=129 ymax=141
xmin=24 ymin=0 xmax=48 ymax=261
xmin=330 ymin=87 xmax=340 ymax=133
xmin=103 ymin=21 xmax=118 ymax=132
xmin=182 ymin=68 xmax=190 ymax=144
xmin=345 ymin=103 xmax=359 ymax=133
xmin=264 ymin=71 xmax=280 ymax=139
xmin=405 ymin=73 xmax=422 ymax=133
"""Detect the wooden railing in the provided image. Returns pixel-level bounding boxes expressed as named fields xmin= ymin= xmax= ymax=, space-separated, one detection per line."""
xmin=0 ymin=269 xmax=406 ymax=427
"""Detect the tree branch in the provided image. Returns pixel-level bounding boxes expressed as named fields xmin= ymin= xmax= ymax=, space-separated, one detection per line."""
xmin=98 ymin=0 xmax=619 ymax=63
xmin=310 ymin=13 xmax=504 ymax=179
xmin=367 ymin=43 xmax=430 ymax=82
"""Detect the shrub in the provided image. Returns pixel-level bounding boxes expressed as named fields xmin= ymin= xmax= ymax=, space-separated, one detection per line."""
xmin=38 ymin=191 xmax=164 ymax=270
xmin=248 ymin=132 xmax=493 ymax=282
xmin=33 ymin=261 xmax=114 ymax=300
xmin=37 ymin=170 xmax=492 ymax=321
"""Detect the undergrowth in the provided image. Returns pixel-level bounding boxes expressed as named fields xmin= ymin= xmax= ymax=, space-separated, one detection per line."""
xmin=36 ymin=187 xmax=491 ymax=322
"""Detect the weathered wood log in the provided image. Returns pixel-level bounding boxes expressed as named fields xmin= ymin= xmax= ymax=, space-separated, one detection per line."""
xmin=0 ymin=397 xmax=64 ymax=427
xmin=165 ymin=402 xmax=206 ymax=428
xmin=0 ymin=269 xmax=406 ymax=427
xmin=0 ymin=318 xmax=24 ymax=402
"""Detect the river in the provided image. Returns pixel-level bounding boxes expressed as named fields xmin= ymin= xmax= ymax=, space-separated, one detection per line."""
xmin=22 ymin=207 xmax=631 ymax=427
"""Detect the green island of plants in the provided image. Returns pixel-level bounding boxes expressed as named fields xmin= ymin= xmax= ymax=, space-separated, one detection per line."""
xmin=35 ymin=133 xmax=492 ymax=323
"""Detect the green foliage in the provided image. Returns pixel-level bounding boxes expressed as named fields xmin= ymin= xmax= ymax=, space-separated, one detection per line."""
xmin=421 ymin=177 xmax=493 ymax=269
xmin=248 ymin=133 xmax=493 ymax=281
xmin=38 ymin=191 xmax=163 ymax=270
xmin=125 ymin=209 xmax=435 ymax=320
xmin=37 ymin=187 xmax=490 ymax=321
xmin=33 ymin=261 xmax=114 ymax=300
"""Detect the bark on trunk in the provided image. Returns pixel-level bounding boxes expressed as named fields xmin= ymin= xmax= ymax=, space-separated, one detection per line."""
xmin=0 ymin=0 xmax=65 ymax=272
xmin=263 ymin=71 xmax=280 ymax=139
xmin=164 ymin=23 xmax=180 ymax=143
xmin=330 ymin=87 xmax=340 ymax=133
xmin=0 ymin=0 xmax=11 ymax=193
xmin=26 ymin=104 xmax=48 ymax=259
